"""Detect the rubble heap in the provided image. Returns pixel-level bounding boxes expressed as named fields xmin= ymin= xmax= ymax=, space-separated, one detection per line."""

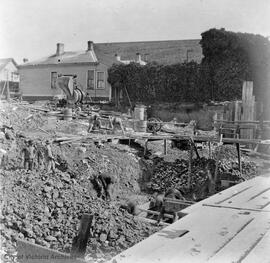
xmin=147 ymin=155 xmax=257 ymax=194
xmin=1 ymin=168 xmax=160 ymax=262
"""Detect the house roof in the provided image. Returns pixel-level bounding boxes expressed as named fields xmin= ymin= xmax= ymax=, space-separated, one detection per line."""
xmin=0 ymin=58 xmax=18 ymax=71
xmin=20 ymin=50 xmax=99 ymax=67
xmin=19 ymin=39 xmax=203 ymax=68
xmin=95 ymin=39 xmax=203 ymax=65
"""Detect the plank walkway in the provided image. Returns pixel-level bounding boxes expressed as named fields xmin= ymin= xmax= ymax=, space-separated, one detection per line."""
xmin=58 ymin=131 xmax=270 ymax=146
xmin=109 ymin=174 xmax=270 ymax=263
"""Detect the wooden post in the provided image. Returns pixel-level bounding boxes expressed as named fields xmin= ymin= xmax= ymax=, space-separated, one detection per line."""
xmin=236 ymin=135 xmax=242 ymax=176
xmin=124 ymin=85 xmax=132 ymax=108
xmin=71 ymin=214 xmax=94 ymax=258
xmin=7 ymin=80 xmax=10 ymax=101
xmin=163 ymin=139 xmax=167 ymax=155
xmin=190 ymin=139 xmax=200 ymax=159
xmin=213 ymin=134 xmax=223 ymax=184
xmin=187 ymin=140 xmax=193 ymax=189
xmin=208 ymin=141 xmax=212 ymax=158
xmin=236 ymin=142 xmax=242 ymax=175
xmin=144 ymin=139 xmax=148 ymax=156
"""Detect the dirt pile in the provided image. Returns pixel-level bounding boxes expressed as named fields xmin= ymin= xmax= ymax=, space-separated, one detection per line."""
xmin=147 ymin=154 xmax=257 ymax=195
xmin=147 ymin=157 xmax=212 ymax=193
xmin=0 ymin=167 xmax=160 ymax=262
xmin=0 ymin=110 xmax=158 ymax=262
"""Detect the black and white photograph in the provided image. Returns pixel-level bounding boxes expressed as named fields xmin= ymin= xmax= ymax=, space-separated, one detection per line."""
xmin=0 ymin=0 xmax=270 ymax=262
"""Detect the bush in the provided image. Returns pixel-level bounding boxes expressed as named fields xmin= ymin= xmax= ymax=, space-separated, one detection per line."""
xmin=108 ymin=28 xmax=270 ymax=109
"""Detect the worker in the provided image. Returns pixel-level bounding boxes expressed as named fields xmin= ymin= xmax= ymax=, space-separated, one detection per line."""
xmin=109 ymin=116 xmax=125 ymax=134
xmin=45 ymin=140 xmax=55 ymax=173
xmin=35 ymin=142 xmax=44 ymax=170
xmin=88 ymin=113 xmax=101 ymax=133
xmin=92 ymin=173 xmax=105 ymax=199
xmin=97 ymin=171 xmax=116 ymax=201
xmin=120 ymin=199 xmax=140 ymax=215
xmin=21 ymin=140 xmax=35 ymax=170
xmin=156 ymin=188 xmax=185 ymax=224
xmin=192 ymin=163 xmax=215 ymax=201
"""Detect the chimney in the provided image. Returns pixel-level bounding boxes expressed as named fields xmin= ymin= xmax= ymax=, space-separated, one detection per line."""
xmin=136 ymin=52 xmax=142 ymax=63
xmin=23 ymin=58 xmax=28 ymax=63
xmin=115 ymin=53 xmax=121 ymax=61
xmin=87 ymin=41 xmax=94 ymax=51
xmin=56 ymin=43 xmax=64 ymax=56
xmin=144 ymin=53 xmax=149 ymax=62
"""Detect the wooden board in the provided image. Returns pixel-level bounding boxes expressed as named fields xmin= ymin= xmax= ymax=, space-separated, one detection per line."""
xmin=184 ymin=176 xmax=270 ymax=214
xmin=109 ymin=175 xmax=270 ymax=263
xmin=241 ymin=229 xmax=270 ymax=263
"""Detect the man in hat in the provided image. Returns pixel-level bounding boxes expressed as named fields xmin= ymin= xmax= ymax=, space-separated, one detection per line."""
xmin=87 ymin=113 xmax=102 ymax=133
xmin=109 ymin=116 xmax=125 ymax=134
xmin=45 ymin=140 xmax=55 ymax=173
xmin=21 ymin=140 xmax=35 ymax=170
xmin=93 ymin=171 xmax=116 ymax=201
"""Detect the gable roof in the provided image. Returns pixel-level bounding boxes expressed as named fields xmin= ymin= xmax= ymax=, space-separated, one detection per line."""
xmin=19 ymin=39 xmax=203 ymax=68
xmin=0 ymin=58 xmax=18 ymax=71
xmin=95 ymin=39 xmax=203 ymax=65
xmin=20 ymin=50 xmax=99 ymax=67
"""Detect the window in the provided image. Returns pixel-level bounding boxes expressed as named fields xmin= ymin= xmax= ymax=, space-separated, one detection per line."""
xmin=11 ymin=72 xmax=19 ymax=82
xmin=97 ymin=72 xmax=105 ymax=89
xmin=87 ymin=70 xmax=95 ymax=90
xmin=51 ymin=72 xmax=57 ymax=89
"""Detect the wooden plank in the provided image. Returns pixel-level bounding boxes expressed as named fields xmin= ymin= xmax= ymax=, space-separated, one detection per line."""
xmin=110 ymin=176 xmax=270 ymax=263
xmin=182 ymin=177 xmax=269 ymax=214
xmin=70 ymin=214 xmax=94 ymax=258
xmin=208 ymin=214 xmax=270 ymax=262
xmin=202 ymin=203 xmax=270 ymax=213
xmin=242 ymin=229 xmax=270 ymax=263
xmin=110 ymin=206 xmax=259 ymax=263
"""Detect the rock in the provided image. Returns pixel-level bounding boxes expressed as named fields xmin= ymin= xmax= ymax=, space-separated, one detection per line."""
xmin=99 ymin=233 xmax=107 ymax=242
xmin=43 ymin=186 xmax=52 ymax=192
xmin=55 ymin=182 xmax=63 ymax=188
xmin=56 ymin=201 xmax=63 ymax=208
xmin=52 ymin=190 xmax=59 ymax=199
xmin=18 ymin=232 xmax=24 ymax=239
xmin=45 ymin=235 xmax=57 ymax=242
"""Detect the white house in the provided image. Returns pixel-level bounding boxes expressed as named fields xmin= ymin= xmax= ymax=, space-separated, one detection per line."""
xmin=19 ymin=41 xmax=116 ymax=101
xmin=0 ymin=58 xmax=19 ymax=82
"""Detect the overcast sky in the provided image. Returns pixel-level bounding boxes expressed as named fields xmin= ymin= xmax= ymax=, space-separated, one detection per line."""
xmin=0 ymin=0 xmax=269 ymax=64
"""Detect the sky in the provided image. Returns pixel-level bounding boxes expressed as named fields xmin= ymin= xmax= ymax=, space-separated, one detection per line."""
xmin=0 ymin=0 xmax=269 ymax=64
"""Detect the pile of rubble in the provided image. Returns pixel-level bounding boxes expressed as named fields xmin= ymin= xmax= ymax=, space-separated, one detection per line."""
xmin=147 ymin=153 xmax=257 ymax=194
xmin=0 ymin=106 xmax=160 ymax=262
xmin=1 ymin=167 xmax=160 ymax=262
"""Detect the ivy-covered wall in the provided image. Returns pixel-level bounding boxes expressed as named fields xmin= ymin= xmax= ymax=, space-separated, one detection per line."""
xmin=108 ymin=28 xmax=270 ymax=112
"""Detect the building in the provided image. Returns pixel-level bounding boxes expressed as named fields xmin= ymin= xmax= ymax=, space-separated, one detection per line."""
xmin=0 ymin=58 xmax=19 ymax=82
xmin=19 ymin=39 xmax=202 ymax=102
xmin=0 ymin=58 xmax=20 ymax=99
xmin=95 ymin=39 xmax=202 ymax=65
xmin=19 ymin=41 xmax=117 ymax=101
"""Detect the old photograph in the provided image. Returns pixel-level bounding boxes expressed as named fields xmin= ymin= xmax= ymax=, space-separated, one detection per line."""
xmin=0 ymin=0 xmax=270 ymax=262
